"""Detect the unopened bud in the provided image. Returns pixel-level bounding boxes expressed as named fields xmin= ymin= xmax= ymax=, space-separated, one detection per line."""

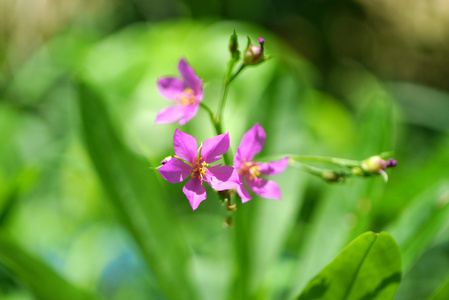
xmin=351 ymin=167 xmax=364 ymax=176
xmin=361 ymin=156 xmax=387 ymax=173
xmin=229 ymin=30 xmax=239 ymax=57
xmin=386 ymin=159 xmax=397 ymax=168
xmin=322 ymin=171 xmax=338 ymax=182
xmin=243 ymin=37 xmax=266 ymax=66
xmin=322 ymin=170 xmax=346 ymax=182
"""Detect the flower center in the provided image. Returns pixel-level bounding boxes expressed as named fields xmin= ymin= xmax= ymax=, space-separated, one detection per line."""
xmin=178 ymin=88 xmax=196 ymax=107
xmin=191 ymin=157 xmax=208 ymax=180
xmin=239 ymin=160 xmax=261 ymax=180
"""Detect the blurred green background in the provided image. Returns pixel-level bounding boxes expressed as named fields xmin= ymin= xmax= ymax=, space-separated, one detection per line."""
xmin=1 ymin=0 xmax=449 ymax=299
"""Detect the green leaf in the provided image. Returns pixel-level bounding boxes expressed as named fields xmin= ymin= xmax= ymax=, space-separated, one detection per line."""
xmin=0 ymin=234 xmax=97 ymax=300
xmin=427 ymin=277 xmax=449 ymax=300
xmin=0 ymin=168 xmax=37 ymax=227
xmin=387 ymin=180 xmax=449 ymax=273
xmin=296 ymin=231 xmax=401 ymax=300
xmin=76 ymin=81 xmax=197 ymax=300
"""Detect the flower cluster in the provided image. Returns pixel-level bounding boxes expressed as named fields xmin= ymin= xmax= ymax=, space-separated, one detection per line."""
xmin=154 ymin=46 xmax=289 ymax=211
xmin=158 ymin=125 xmax=288 ymax=210
xmin=152 ymin=33 xmax=395 ymax=211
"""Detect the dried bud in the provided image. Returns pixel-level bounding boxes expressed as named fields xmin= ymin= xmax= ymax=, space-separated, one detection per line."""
xmin=243 ymin=37 xmax=266 ymax=66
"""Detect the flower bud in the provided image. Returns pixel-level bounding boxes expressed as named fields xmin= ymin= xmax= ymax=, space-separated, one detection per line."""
xmin=361 ymin=156 xmax=387 ymax=173
xmin=243 ymin=37 xmax=266 ymax=66
xmin=229 ymin=30 xmax=239 ymax=58
xmin=386 ymin=159 xmax=397 ymax=168
xmin=321 ymin=170 xmax=346 ymax=182
xmin=351 ymin=167 xmax=364 ymax=176
xmin=322 ymin=171 xmax=341 ymax=182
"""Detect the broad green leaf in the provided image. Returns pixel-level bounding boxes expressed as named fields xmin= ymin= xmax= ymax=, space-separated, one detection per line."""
xmin=0 ymin=234 xmax=97 ymax=300
xmin=428 ymin=277 xmax=449 ymax=300
xmin=76 ymin=81 xmax=197 ymax=300
xmin=296 ymin=231 xmax=401 ymax=300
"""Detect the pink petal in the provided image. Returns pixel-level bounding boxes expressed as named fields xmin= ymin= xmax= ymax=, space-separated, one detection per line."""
xmin=233 ymin=148 xmax=244 ymax=167
xmin=173 ymin=128 xmax=198 ymax=163
xmin=157 ymin=77 xmax=186 ymax=100
xmin=236 ymin=180 xmax=252 ymax=203
xmin=247 ymin=178 xmax=282 ymax=200
xmin=183 ymin=176 xmax=207 ymax=210
xmin=158 ymin=158 xmax=192 ymax=183
xmin=259 ymin=157 xmax=289 ymax=176
xmin=205 ymin=165 xmax=239 ymax=191
xmin=155 ymin=105 xmax=186 ymax=124
xmin=201 ymin=133 xmax=230 ymax=163
xmin=178 ymin=104 xmax=199 ymax=125
xmin=178 ymin=58 xmax=203 ymax=96
xmin=236 ymin=123 xmax=266 ymax=162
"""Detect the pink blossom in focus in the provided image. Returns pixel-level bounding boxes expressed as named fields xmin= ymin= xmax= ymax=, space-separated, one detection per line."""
xmin=159 ymin=129 xmax=239 ymax=210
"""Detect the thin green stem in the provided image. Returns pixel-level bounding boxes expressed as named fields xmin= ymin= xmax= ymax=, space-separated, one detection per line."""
xmin=200 ymin=102 xmax=223 ymax=143
xmin=295 ymin=162 xmax=333 ymax=176
xmin=232 ymin=196 xmax=249 ymax=300
xmin=200 ymin=102 xmax=214 ymax=121
xmin=289 ymin=155 xmax=361 ymax=168
xmin=295 ymin=162 xmax=353 ymax=182
xmin=217 ymin=64 xmax=245 ymax=125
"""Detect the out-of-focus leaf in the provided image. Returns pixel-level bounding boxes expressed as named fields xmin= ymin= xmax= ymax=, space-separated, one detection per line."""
xmin=242 ymin=65 xmax=311 ymax=299
xmin=286 ymin=66 xmax=395 ymax=299
xmin=0 ymin=169 xmax=37 ymax=227
xmin=388 ymin=181 xmax=449 ymax=300
xmin=387 ymin=181 xmax=449 ymax=273
xmin=295 ymin=231 xmax=401 ymax=300
xmin=76 ymin=81 xmax=197 ymax=300
xmin=395 ymin=240 xmax=449 ymax=300
xmin=428 ymin=277 xmax=449 ymax=300
xmin=380 ymin=137 xmax=449 ymax=223
xmin=388 ymin=82 xmax=449 ymax=132
xmin=0 ymin=234 xmax=97 ymax=300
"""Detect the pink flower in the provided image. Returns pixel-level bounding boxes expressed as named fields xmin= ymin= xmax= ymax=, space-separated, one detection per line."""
xmin=234 ymin=123 xmax=289 ymax=202
xmin=159 ymin=129 xmax=240 ymax=210
xmin=155 ymin=58 xmax=203 ymax=125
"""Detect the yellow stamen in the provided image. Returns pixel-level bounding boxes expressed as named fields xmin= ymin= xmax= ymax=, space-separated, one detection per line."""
xmin=179 ymin=88 xmax=196 ymax=106
xmin=240 ymin=160 xmax=261 ymax=180
xmin=191 ymin=157 xmax=208 ymax=179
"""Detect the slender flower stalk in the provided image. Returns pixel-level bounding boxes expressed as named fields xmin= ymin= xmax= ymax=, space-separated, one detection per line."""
xmin=217 ymin=64 xmax=245 ymax=129
xmin=289 ymin=154 xmax=397 ymax=182
xmin=289 ymin=155 xmax=360 ymax=168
